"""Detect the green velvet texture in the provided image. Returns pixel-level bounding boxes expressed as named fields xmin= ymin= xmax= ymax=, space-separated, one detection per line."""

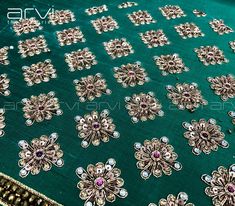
xmin=0 ymin=0 xmax=235 ymax=205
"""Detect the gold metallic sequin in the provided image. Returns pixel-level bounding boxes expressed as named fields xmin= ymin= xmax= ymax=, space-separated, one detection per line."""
xmin=134 ymin=137 xmax=182 ymax=180
xmin=13 ymin=17 xmax=42 ymax=35
xmin=18 ymin=35 xmax=50 ymax=58
xmin=140 ymin=30 xmax=170 ymax=48
xmin=74 ymin=73 xmax=111 ymax=102
xmin=22 ymin=59 xmax=57 ymax=86
xmin=22 ymin=91 xmax=63 ymax=126
xmin=65 ymin=48 xmax=97 ymax=72
xmin=18 ymin=133 xmax=64 ymax=178
xmin=57 ymin=27 xmax=86 ymax=46
xmin=182 ymin=118 xmax=228 ymax=155
xmin=76 ymin=158 xmax=128 ymax=206
xmin=125 ymin=92 xmax=164 ymax=123
xmin=75 ymin=109 xmax=119 ymax=148
xmin=166 ymin=83 xmax=207 ymax=112
xmin=201 ymin=164 xmax=235 ymax=206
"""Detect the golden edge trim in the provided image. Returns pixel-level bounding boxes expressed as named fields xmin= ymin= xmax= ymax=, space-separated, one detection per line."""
xmin=0 ymin=172 xmax=63 ymax=206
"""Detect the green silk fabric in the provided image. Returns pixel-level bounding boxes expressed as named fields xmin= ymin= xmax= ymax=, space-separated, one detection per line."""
xmin=1 ymin=0 xmax=235 ymax=205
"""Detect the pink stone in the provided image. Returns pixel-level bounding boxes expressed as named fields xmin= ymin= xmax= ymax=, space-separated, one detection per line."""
xmin=228 ymin=185 xmax=235 ymax=193
xmin=152 ymin=151 xmax=161 ymax=158
xmin=95 ymin=177 xmax=104 ymax=187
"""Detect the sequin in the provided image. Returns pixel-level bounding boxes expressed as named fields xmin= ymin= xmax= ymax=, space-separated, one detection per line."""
xmin=201 ymin=164 xmax=235 ymax=206
xmin=208 ymin=74 xmax=235 ymax=101
xmin=65 ymin=48 xmax=97 ymax=72
xmin=134 ymin=137 xmax=182 ymax=180
xmin=229 ymin=40 xmax=235 ymax=52
xmin=0 ymin=74 xmax=10 ymax=96
xmin=18 ymin=133 xmax=64 ymax=178
xmin=0 ymin=109 xmax=5 ymax=137
xmin=76 ymin=158 xmax=128 ymax=206
xmin=104 ymin=38 xmax=134 ymax=59
xmin=175 ymin=22 xmax=204 ymax=39
xmin=182 ymin=118 xmax=228 ymax=155
xmin=209 ymin=19 xmax=233 ymax=35
xmin=125 ymin=92 xmax=164 ymax=123
xmin=0 ymin=47 xmax=10 ymax=65
xmin=18 ymin=35 xmax=50 ymax=58
xmin=74 ymin=73 xmax=111 ymax=102
xmin=166 ymin=83 xmax=207 ymax=112
xmin=113 ymin=62 xmax=149 ymax=87
xmin=140 ymin=30 xmax=170 ymax=48
xmin=75 ymin=110 xmax=119 ymax=148
xmin=57 ymin=27 xmax=85 ymax=46
xmin=159 ymin=5 xmax=186 ymax=20
xmin=13 ymin=17 xmax=42 ymax=35
xmin=154 ymin=54 xmax=189 ymax=76
xmin=22 ymin=59 xmax=57 ymax=86
xmin=85 ymin=5 xmax=108 ymax=16
xmin=193 ymin=9 xmax=206 ymax=17
xmin=91 ymin=16 xmax=119 ymax=34
xmin=118 ymin=2 xmax=138 ymax=9
xmin=128 ymin=10 xmax=156 ymax=26
xmin=48 ymin=10 xmax=75 ymax=25
xmin=22 ymin=91 xmax=63 ymax=126
xmin=195 ymin=46 xmax=228 ymax=66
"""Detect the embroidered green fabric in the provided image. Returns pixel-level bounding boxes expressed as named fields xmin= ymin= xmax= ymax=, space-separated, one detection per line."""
xmin=0 ymin=0 xmax=235 ymax=205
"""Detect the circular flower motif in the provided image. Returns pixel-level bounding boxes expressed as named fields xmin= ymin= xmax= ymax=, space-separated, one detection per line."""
xmin=125 ymin=92 xmax=164 ymax=123
xmin=22 ymin=59 xmax=57 ymax=86
xmin=154 ymin=54 xmax=189 ymax=76
xmin=128 ymin=10 xmax=156 ymax=26
xmin=175 ymin=22 xmax=204 ymax=39
xmin=113 ymin=62 xmax=149 ymax=87
xmin=76 ymin=158 xmax=128 ymax=206
xmin=166 ymin=83 xmax=207 ymax=112
xmin=75 ymin=110 xmax=120 ymax=148
xmin=22 ymin=91 xmax=63 ymax=126
xmin=208 ymin=74 xmax=235 ymax=101
xmin=159 ymin=5 xmax=186 ymax=20
xmin=134 ymin=137 xmax=182 ymax=179
xmin=91 ymin=16 xmax=119 ymax=34
xmin=149 ymin=192 xmax=194 ymax=206
xmin=18 ymin=133 xmax=64 ymax=178
xmin=209 ymin=19 xmax=233 ymax=35
xmin=0 ymin=74 xmax=10 ymax=96
xmin=201 ymin=164 xmax=235 ymax=206
xmin=74 ymin=73 xmax=111 ymax=102
xmin=182 ymin=118 xmax=228 ymax=155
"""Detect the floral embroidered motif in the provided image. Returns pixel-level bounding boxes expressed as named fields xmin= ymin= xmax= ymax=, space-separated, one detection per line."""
xmin=13 ymin=17 xmax=42 ymax=35
xmin=140 ymin=30 xmax=170 ymax=48
xmin=76 ymin=158 xmax=128 ymax=206
xmin=113 ymin=62 xmax=149 ymax=87
xmin=229 ymin=40 xmax=235 ymax=52
xmin=125 ymin=92 xmax=164 ymax=123
xmin=195 ymin=46 xmax=228 ymax=66
xmin=208 ymin=75 xmax=235 ymax=101
xmin=91 ymin=16 xmax=119 ymax=34
xmin=74 ymin=73 xmax=111 ymax=102
xmin=18 ymin=35 xmax=50 ymax=58
xmin=209 ymin=19 xmax=233 ymax=35
xmin=175 ymin=22 xmax=204 ymax=39
xmin=159 ymin=5 xmax=186 ymax=20
xmin=182 ymin=118 xmax=228 ymax=155
xmin=166 ymin=83 xmax=207 ymax=112
xmin=65 ymin=48 xmax=97 ymax=72
xmin=0 ymin=47 xmax=10 ymax=65
xmin=18 ymin=133 xmax=64 ymax=178
xmin=75 ymin=110 xmax=119 ymax=148
xmin=149 ymin=192 xmax=194 ymax=206
xmin=193 ymin=9 xmax=206 ymax=17
xmin=104 ymin=38 xmax=134 ymax=59
xmin=85 ymin=5 xmax=108 ymax=16
xmin=154 ymin=54 xmax=189 ymax=76
xmin=22 ymin=59 xmax=57 ymax=86
xmin=48 ymin=10 xmax=75 ymax=25
xmin=228 ymin=111 xmax=235 ymax=125
xmin=128 ymin=10 xmax=156 ymax=26
xmin=22 ymin=91 xmax=63 ymax=126
xmin=56 ymin=27 xmax=85 ymax=46
xmin=134 ymin=137 xmax=182 ymax=180
xmin=201 ymin=164 xmax=235 ymax=206
xmin=118 ymin=2 xmax=138 ymax=9
xmin=0 ymin=74 xmax=10 ymax=96
xmin=0 ymin=109 xmax=5 ymax=137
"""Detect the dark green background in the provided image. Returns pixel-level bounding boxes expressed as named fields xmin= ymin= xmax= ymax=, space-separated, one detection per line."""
xmin=0 ymin=0 xmax=235 ymax=205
